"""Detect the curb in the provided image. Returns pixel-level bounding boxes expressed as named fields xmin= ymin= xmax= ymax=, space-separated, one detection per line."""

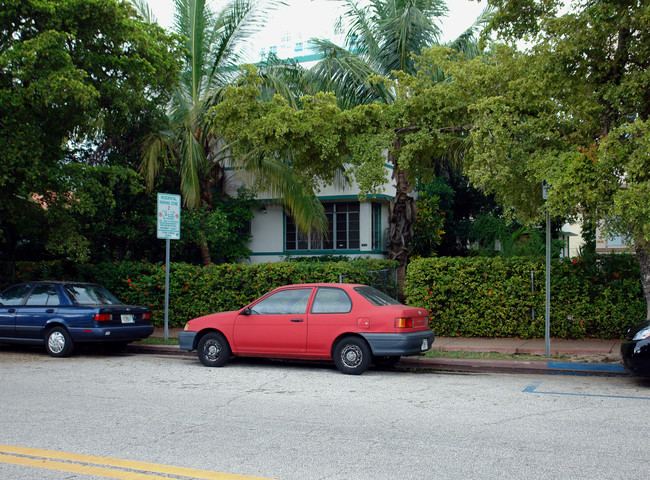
xmin=127 ymin=343 xmax=194 ymax=358
xmin=398 ymin=356 xmax=627 ymax=376
xmin=128 ymin=343 xmax=628 ymax=376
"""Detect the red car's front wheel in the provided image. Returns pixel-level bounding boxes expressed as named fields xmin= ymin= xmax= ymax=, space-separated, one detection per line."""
xmin=197 ymin=332 xmax=231 ymax=367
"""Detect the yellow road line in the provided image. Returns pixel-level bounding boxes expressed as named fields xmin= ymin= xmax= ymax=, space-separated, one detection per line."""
xmin=0 ymin=445 xmax=277 ymax=480
xmin=0 ymin=454 xmax=173 ymax=480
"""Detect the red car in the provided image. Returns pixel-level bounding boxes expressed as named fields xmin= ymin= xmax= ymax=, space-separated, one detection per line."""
xmin=178 ymin=283 xmax=434 ymax=374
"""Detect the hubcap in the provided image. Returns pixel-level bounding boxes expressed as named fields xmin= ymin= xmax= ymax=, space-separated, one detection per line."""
xmin=48 ymin=332 xmax=65 ymax=354
xmin=341 ymin=344 xmax=362 ymax=367
xmin=204 ymin=340 xmax=221 ymax=361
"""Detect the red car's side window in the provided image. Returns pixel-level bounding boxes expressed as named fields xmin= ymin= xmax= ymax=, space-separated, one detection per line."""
xmin=311 ymin=287 xmax=352 ymax=314
xmin=250 ymin=289 xmax=312 ymax=315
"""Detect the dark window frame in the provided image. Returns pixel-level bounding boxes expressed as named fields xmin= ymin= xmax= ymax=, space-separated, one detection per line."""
xmin=286 ymin=202 xmax=360 ymax=251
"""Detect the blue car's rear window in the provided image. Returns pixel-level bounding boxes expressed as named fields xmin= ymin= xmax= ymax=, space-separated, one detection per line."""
xmin=65 ymin=285 xmax=122 ymax=305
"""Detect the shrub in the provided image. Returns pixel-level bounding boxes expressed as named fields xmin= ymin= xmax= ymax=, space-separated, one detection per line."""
xmin=404 ymin=255 xmax=645 ymax=339
xmin=4 ymin=259 xmax=397 ymax=328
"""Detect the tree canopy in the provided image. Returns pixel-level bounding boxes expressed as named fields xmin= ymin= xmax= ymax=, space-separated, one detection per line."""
xmin=0 ymin=0 xmax=181 ymax=262
xmin=449 ymin=0 xmax=650 ymax=317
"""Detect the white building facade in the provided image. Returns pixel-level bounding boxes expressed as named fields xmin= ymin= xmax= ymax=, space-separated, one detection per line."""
xmin=243 ymin=171 xmax=395 ymax=264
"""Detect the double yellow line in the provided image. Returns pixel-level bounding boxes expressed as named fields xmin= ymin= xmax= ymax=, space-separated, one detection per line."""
xmin=0 ymin=444 xmax=277 ymax=480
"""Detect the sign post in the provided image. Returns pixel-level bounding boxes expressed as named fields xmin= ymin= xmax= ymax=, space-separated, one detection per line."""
xmin=542 ymin=182 xmax=550 ymax=358
xmin=157 ymin=194 xmax=181 ymax=340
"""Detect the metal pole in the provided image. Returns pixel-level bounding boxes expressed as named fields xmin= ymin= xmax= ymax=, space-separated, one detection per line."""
xmin=164 ymin=238 xmax=170 ymax=341
xmin=545 ymin=206 xmax=551 ymax=358
xmin=530 ymin=270 xmax=535 ymax=321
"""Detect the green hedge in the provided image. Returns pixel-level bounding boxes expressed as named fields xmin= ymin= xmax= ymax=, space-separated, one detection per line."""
xmin=5 ymin=255 xmax=645 ymax=338
xmin=404 ymin=255 xmax=646 ymax=339
xmin=6 ymin=259 xmax=398 ymax=328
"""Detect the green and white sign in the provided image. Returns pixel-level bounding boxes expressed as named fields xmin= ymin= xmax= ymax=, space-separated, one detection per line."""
xmin=157 ymin=193 xmax=181 ymax=240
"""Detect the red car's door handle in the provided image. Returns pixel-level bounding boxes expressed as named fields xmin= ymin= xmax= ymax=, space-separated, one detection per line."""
xmin=290 ymin=318 xmax=304 ymax=322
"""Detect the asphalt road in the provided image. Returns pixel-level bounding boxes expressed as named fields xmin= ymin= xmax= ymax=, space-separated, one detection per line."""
xmin=1 ymin=348 xmax=649 ymax=480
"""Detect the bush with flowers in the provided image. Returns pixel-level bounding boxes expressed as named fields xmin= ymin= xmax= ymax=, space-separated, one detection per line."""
xmin=6 ymin=254 xmax=644 ymax=338
xmin=5 ymin=259 xmax=398 ymax=328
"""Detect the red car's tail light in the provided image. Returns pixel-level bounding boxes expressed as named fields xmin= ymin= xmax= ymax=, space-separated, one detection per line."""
xmin=94 ymin=313 xmax=112 ymax=322
xmin=395 ymin=317 xmax=413 ymax=328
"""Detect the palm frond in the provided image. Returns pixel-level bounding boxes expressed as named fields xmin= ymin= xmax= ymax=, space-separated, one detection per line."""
xmin=255 ymin=55 xmax=307 ymax=107
xmin=306 ymin=39 xmax=393 ymax=107
xmin=445 ymin=5 xmax=495 ymax=58
xmin=229 ymin=149 xmax=329 ymax=235
xmin=173 ymin=0 xmax=215 ymax=99
xmin=139 ymin=130 xmax=175 ymax=192
xmin=376 ymin=0 xmax=444 ymax=74
xmin=129 ymin=0 xmax=157 ymax=24
xmin=179 ymin=128 xmax=208 ymax=209
xmin=209 ymin=0 xmax=284 ymax=88
xmin=339 ymin=0 xmax=379 ymax=56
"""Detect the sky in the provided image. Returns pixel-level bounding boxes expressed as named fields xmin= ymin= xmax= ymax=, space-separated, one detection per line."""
xmin=146 ymin=0 xmax=488 ymax=62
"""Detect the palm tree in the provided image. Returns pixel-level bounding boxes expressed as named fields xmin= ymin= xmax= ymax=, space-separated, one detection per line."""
xmin=306 ymin=0 xmax=492 ymax=288
xmin=133 ymin=0 xmax=327 ymax=264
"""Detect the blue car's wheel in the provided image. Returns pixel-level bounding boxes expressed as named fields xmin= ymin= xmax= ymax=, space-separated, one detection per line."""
xmin=45 ymin=327 xmax=74 ymax=357
xmin=197 ymin=332 xmax=231 ymax=367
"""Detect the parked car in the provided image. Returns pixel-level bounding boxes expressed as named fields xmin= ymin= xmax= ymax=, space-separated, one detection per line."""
xmin=179 ymin=283 xmax=434 ymax=375
xmin=621 ymin=319 xmax=650 ymax=377
xmin=0 ymin=281 xmax=154 ymax=357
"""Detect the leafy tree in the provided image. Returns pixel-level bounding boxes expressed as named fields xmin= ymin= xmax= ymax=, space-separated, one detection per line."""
xmin=211 ymin=56 xmax=484 ymax=292
xmin=410 ymin=192 xmax=445 ymax=258
xmin=0 ymin=0 xmax=180 ymax=264
xmin=440 ymin=0 xmax=650 ymax=320
xmin=303 ymin=0 xmax=493 ymax=287
xmin=43 ymin=165 xmax=158 ymax=262
xmin=414 ymin=175 xmax=501 ymax=256
xmin=137 ymin=0 xmax=327 ymax=265
xmin=307 ymin=0 xmax=491 ymax=106
xmin=174 ymin=188 xmax=255 ymax=264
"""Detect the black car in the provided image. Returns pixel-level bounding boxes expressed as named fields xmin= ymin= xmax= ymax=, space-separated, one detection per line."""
xmin=620 ymin=320 xmax=650 ymax=377
xmin=0 ymin=281 xmax=153 ymax=357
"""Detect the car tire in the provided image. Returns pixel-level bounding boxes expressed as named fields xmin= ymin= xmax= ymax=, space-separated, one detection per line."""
xmin=45 ymin=327 xmax=74 ymax=357
xmin=197 ymin=332 xmax=231 ymax=367
xmin=333 ymin=336 xmax=372 ymax=375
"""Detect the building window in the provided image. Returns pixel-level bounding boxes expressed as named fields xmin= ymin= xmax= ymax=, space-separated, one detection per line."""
xmin=295 ymin=42 xmax=303 ymax=52
xmin=372 ymin=203 xmax=381 ymax=250
xmin=286 ymin=202 xmax=360 ymax=251
xmin=269 ymin=46 xmax=277 ymax=54
xmin=607 ymin=234 xmax=627 ymax=247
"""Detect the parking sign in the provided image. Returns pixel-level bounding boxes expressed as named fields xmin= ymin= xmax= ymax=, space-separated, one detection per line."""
xmin=157 ymin=193 xmax=181 ymax=240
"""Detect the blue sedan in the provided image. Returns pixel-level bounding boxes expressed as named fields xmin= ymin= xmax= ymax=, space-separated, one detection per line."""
xmin=0 ymin=281 xmax=154 ymax=357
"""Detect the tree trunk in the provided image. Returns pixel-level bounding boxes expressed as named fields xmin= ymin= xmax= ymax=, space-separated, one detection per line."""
xmin=635 ymin=240 xmax=650 ymax=322
xmin=198 ymin=236 xmax=212 ymax=266
xmin=387 ymin=146 xmax=416 ymax=299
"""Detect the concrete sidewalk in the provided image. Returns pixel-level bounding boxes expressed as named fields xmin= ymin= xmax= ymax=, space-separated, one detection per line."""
xmin=142 ymin=328 xmax=628 ymax=376
xmin=433 ymin=336 xmax=622 ymax=357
